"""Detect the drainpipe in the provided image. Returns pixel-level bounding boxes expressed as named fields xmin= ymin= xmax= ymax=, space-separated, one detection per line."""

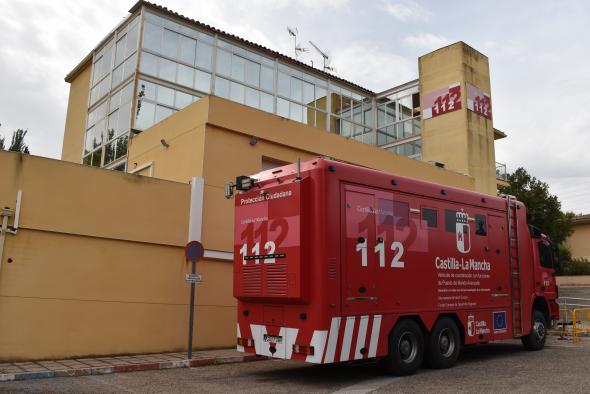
xmin=0 ymin=190 xmax=23 ymax=271
xmin=0 ymin=207 xmax=13 ymax=271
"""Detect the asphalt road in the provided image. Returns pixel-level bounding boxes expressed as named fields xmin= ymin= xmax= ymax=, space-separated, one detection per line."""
xmin=2 ymin=336 xmax=589 ymax=394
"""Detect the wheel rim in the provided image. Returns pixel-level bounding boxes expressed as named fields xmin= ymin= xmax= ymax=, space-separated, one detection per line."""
xmin=533 ymin=320 xmax=545 ymax=342
xmin=438 ymin=328 xmax=456 ymax=358
xmin=397 ymin=331 xmax=418 ymax=363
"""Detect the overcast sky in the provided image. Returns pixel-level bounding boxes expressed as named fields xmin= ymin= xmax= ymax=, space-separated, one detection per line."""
xmin=0 ymin=0 xmax=588 ymax=213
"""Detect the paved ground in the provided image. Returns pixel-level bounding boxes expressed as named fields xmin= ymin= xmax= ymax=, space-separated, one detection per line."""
xmin=0 ymin=349 xmax=259 ymax=382
xmin=1 ymin=336 xmax=588 ymax=393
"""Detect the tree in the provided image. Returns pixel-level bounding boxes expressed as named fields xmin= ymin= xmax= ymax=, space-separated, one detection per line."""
xmin=8 ymin=129 xmax=30 ymax=154
xmin=499 ymin=167 xmax=574 ymax=245
xmin=0 ymin=135 xmax=4 ymax=150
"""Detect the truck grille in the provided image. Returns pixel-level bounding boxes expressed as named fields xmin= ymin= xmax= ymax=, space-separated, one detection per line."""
xmin=328 ymin=257 xmax=337 ymax=280
xmin=242 ymin=265 xmax=262 ymax=295
xmin=266 ymin=264 xmax=288 ymax=296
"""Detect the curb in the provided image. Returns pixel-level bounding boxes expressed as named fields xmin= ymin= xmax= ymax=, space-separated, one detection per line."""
xmin=0 ymin=355 xmax=267 ymax=383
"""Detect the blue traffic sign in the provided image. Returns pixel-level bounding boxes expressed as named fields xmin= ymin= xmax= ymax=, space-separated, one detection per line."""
xmin=185 ymin=241 xmax=204 ymax=262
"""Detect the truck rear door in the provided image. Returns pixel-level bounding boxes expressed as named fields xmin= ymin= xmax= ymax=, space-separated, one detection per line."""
xmin=342 ymin=184 xmax=380 ymax=316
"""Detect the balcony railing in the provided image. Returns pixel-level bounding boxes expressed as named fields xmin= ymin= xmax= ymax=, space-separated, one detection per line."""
xmin=496 ymin=162 xmax=508 ymax=181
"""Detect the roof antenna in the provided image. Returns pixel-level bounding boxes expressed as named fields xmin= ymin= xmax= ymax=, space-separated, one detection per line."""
xmin=296 ymin=158 xmax=302 ymax=181
xmin=309 ymin=40 xmax=335 ymax=72
xmin=287 ymin=27 xmax=308 ymax=59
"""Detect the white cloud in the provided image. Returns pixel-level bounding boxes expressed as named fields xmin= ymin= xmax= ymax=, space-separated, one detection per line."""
xmin=403 ymin=33 xmax=450 ymax=50
xmin=382 ymin=0 xmax=431 ymax=22
xmin=330 ymin=44 xmax=416 ymax=92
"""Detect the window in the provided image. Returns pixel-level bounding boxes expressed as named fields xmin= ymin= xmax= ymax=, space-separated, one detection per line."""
xmin=385 ymin=139 xmax=422 ymax=160
xmin=538 ymin=241 xmax=554 ymax=269
xmin=475 ymin=214 xmax=487 ymax=236
xmin=393 ymin=201 xmax=409 ymax=227
xmin=445 ymin=210 xmax=457 ymax=232
xmin=422 ymin=208 xmax=438 ymax=228
xmin=135 ymin=79 xmax=199 ymax=130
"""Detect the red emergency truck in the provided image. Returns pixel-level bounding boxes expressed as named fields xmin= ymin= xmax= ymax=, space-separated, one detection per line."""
xmin=229 ymin=158 xmax=559 ymax=375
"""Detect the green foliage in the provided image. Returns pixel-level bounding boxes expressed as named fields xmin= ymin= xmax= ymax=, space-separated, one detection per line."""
xmin=499 ymin=167 xmax=574 ymax=245
xmin=0 ymin=124 xmax=30 ymax=154
xmin=8 ymin=129 xmax=30 ymax=154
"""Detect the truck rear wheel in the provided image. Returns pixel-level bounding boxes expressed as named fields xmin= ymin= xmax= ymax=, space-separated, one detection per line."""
xmin=382 ymin=319 xmax=424 ymax=376
xmin=425 ymin=317 xmax=461 ymax=369
xmin=521 ymin=310 xmax=547 ymax=351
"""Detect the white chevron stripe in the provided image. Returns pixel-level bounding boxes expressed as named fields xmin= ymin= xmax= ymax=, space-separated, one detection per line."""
xmin=324 ymin=317 xmax=341 ymax=363
xmin=237 ymin=323 xmax=244 ymax=352
xmin=306 ymin=330 xmax=328 ymax=363
xmin=250 ymin=324 xmax=270 ymax=356
xmin=354 ymin=316 xmax=369 ymax=360
xmin=368 ymin=315 xmax=382 ymax=358
xmin=284 ymin=327 xmax=299 ymax=360
xmin=340 ymin=316 xmax=356 ymax=362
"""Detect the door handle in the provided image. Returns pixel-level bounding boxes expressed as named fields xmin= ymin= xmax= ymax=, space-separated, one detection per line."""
xmin=346 ymin=296 xmax=378 ymax=301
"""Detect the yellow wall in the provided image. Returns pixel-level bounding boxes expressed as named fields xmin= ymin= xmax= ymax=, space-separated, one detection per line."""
xmin=61 ymin=61 xmax=91 ymax=163
xmin=0 ymin=152 xmax=234 ymax=360
xmin=566 ymin=221 xmax=590 ymax=260
xmin=127 ymin=98 xmax=209 ymax=183
xmin=419 ymin=42 xmax=497 ymax=194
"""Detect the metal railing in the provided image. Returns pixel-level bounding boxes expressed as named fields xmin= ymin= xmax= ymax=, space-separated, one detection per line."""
xmin=554 ymin=297 xmax=590 ymax=340
xmin=573 ymin=308 xmax=590 ymax=343
xmin=496 ymin=162 xmax=507 ymax=181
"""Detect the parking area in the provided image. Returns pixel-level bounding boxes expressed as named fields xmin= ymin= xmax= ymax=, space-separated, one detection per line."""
xmin=1 ymin=336 xmax=589 ymax=394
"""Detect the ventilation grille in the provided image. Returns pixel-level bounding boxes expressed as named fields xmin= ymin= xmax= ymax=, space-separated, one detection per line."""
xmin=242 ymin=265 xmax=262 ymax=295
xmin=266 ymin=264 xmax=288 ymax=296
xmin=328 ymin=257 xmax=337 ymax=280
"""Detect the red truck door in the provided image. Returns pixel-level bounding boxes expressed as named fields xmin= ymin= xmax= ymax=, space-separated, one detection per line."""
xmin=487 ymin=215 xmax=511 ymax=306
xmin=342 ymin=185 xmax=380 ymax=316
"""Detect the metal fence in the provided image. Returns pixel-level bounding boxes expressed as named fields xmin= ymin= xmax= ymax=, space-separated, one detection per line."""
xmin=554 ymin=298 xmax=590 ymax=341
xmin=573 ymin=308 xmax=590 ymax=343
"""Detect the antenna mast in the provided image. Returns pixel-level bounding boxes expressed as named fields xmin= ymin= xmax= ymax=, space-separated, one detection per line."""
xmin=287 ymin=27 xmax=308 ymax=60
xmin=309 ymin=40 xmax=335 ymax=72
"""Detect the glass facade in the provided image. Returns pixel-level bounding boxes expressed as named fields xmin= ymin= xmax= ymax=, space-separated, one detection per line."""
xmin=376 ymin=84 xmax=422 ymax=158
xmin=82 ymin=7 xmax=424 ymax=171
xmin=84 ymin=14 xmax=139 ymax=170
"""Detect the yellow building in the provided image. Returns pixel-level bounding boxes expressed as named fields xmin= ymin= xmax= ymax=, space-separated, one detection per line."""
xmin=566 ymin=215 xmax=590 ymax=261
xmin=1 ymin=0 xmax=510 ymax=361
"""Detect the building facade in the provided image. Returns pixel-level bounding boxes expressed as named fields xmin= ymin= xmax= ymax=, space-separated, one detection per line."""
xmin=566 ymin=215 xmax=590 ymax=261
xmin=62 ymin=1 xmax=507 ymax=194
xmin=0 ymin=1 xmax=512 ymax=361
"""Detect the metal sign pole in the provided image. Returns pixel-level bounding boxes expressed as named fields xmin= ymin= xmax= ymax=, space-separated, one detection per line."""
xmin=188 ymin=260 xmax=196 ymax=359
xmin=184 ymin=240 xmax=204 ymax=361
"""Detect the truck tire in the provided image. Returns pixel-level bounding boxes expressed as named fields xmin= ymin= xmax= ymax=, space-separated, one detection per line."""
xmin=425 ymin=317 xmax=461 ymax=369
xmin=382 ymin=319 xmax=424 ymax=376
xmin=521 ymin=310 xmax=547 ymax=351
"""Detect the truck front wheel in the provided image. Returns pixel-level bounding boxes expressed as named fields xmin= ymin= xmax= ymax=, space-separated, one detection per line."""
xmin=382 ymin=319 xmax=424 ymax=376
xmin=521 ymin=310 xmax=547 ymax=351
xmin=425 ymin=317 xmax=461 ymax=369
